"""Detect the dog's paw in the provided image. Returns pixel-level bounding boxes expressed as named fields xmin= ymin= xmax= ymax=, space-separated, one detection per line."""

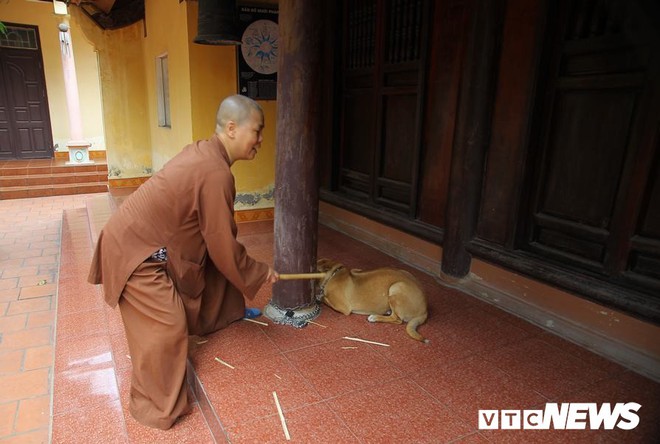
xmin=367 ymin=314 xmax=377 ymax=323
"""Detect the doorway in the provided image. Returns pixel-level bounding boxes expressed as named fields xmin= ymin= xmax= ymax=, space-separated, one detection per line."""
xmin=0 ymin=23 xmax=54 ymax=160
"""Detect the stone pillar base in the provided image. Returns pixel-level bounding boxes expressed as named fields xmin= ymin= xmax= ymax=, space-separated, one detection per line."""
xmin=263 ymin=300 xmax=321 ymax=328
xmin=66 ymin=140 xmax=94 ymax=165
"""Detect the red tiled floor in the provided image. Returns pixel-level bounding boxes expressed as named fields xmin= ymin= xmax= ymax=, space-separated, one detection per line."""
xmin=225 ymin=401 xmax=361 ymax=443
xmin=327 ymin=379 xmax=475 ymax=443
xmin=1 ymin=192 xmax=659 ymax=443
xmin=0 ymin=194 xmax=97 ymax=442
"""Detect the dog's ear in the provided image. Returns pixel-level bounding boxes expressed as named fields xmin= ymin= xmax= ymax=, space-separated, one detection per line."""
xmin=317 ymin=258 xmax=328 ymax=271
xmin=317 ymin=258 xmax=336 ymax=272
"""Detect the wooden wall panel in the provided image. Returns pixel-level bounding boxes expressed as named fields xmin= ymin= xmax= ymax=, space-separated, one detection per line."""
xmin=417 ymin=0 xmax=469 ymax=229
xmin=473 ymin=0 xmax=660 ymax=322
xmin=476 ymin=0 xmax=545 ymax=246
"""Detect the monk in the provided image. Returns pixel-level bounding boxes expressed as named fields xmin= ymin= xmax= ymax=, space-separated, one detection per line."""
xmin=88 ymin=95 xmax=279 ymax=430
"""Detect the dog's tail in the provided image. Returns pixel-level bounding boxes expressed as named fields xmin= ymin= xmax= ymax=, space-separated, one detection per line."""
xmin=406 ymin=313 xmax=429 ymax=343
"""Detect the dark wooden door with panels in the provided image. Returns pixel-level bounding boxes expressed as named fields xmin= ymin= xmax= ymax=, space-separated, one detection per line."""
xmin=520 ymin=0 xmax=660 ymax=320
xmin=0 ymin=23 xmax=53 ymax=160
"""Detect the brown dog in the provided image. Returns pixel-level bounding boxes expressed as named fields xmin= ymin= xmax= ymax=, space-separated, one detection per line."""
xmin=316 ymin=259 xmax=429 ymax=343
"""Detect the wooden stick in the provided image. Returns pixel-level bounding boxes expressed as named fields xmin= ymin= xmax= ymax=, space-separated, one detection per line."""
xmin=214 ymin=357 xmax=235 ymax=369
xmin=306 ymin=320 xmax=327 ymax=328
xmin=273 ymin=391 xmax=291 ymax=440
xmin=242 ymin=317 xmax=269 ymax=326
xmin=343 ymin=336 xmax=390 ymax=347
xmin=278 ymin=272 xmax=327 ymax=280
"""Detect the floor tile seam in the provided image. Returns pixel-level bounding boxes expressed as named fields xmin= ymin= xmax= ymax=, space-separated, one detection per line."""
xmin=223 ymin=398 xmax=365 ymax=443
xmin=472 ymin=349 xmax=553 ymax=404
xmin=407 ymin=375 xmax=485 ymax=435
xmin=297 ymin=399 xmax=364 ymax=443
xmin=51 ymin=385 xmax=122 ymax=418
xmin=490 ymin=335 xmax=617 ymax=385
xmin=0 ymin=332 xmax=55 ymax=360
xmin=538 ymin=373 xmax=641 ymax=405
xmin=319 ymin=375 xmax=412 ymax=443
xmin=186 ymin=359 xmax=230 ymax=443
xmin=268 ymin=331 xmax=352 ymax=355
xmin=46 ymin=208 xmax=68 ymax=444
xmin=190 ymin=346 xmax=345 ymax=438
xmin=12 ymin=398 xmax=52 ymax=436
xmin=1 ymin=396 xmax=20 ymax=440
xmin=400 ymin=350 xmax=482 ymax=381
xmin=0 ymin=320 xmax=54 ymax=340
xmin=54 ymin=354 xmax=118 ymax=375
xmin=617 ymin=369 xmax=660 ymax=390
xmin=535 ymin=333 xmax=632 ymax=378
xmin=276 ymin=346 xmax=329 ymax=403
xmin=189 ymin=330 xmax=283 ymax=369
xmin=428 ymin=352 xmax=550 ymax=408
xmin=0 ymin=428 xmax=50 ymax=442
xmin=85 ymin=308 xmax=129 ymax=442
xmin=430 ymin=307 xmax=541 ymax=339
xmin=317 ymin=373 xmax=411 ymax=406
xmin=446 ymin=431 xmax=489 ymax=443
xmin=364 ymin=333 xmax=473 ymax=375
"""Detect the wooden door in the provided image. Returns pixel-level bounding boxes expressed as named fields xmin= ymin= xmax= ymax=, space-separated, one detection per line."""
xmin=523 ymin=0 xmax=660 ymax=305
xmin=337 ymin=0 xmax=431 ymax=217
xmin=0 ymin=24 xmax=53 ymax=160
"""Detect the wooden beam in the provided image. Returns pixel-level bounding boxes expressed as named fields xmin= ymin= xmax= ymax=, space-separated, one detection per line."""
xmin=441 ymin=0 xmax=506 ymax=277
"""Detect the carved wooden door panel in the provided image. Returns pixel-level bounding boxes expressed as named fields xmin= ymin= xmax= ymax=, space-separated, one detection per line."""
xmin=0 ymin=24 xmax=53 ymax=160
xmin=524 ymin=0 xmax=660 ymax=307
xmin=337 ymin=0 xmax=430 ymax=216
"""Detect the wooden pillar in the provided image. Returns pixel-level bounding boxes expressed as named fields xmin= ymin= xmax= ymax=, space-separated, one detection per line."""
xmin=441 ymin=0 xmax=505 ymax=278
xmin=265 ymin=0 xmax=323 ymax=326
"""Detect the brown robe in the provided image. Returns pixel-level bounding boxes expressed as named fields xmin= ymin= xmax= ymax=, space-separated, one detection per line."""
xmin=88 ymin=134 xmax=269 ymax=429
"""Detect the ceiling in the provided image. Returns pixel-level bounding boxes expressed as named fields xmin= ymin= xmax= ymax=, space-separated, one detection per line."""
xmin=42 ymin=0 xmax=145 ymax=30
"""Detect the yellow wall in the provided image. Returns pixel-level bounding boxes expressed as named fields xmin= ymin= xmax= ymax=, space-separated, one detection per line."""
xmin=0 ymin=0 xmax=106 ymax=152
xmin=143 ymin=0 xmax=193 ymax=171
xmin=185 ymin=1 xmax=277 ymax=207
xmin=72 ymin=8 xmax=151 ymax=178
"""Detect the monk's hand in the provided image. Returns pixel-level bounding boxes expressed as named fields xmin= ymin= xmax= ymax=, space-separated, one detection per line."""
xmin=266 ymin=267 xmax=279 ymax=284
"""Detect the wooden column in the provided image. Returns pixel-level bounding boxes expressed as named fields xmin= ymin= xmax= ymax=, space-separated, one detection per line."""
xmin=266 ymin=0 xmax=323 ymax=325
xmin=441 ymin=0 xmax=505 ymax=278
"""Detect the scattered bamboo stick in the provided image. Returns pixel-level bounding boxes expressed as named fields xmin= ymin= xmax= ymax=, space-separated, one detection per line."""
xmin=274 ymin=374 xmax=282 ymax=380
xmin=279 ymin=272 xmax=327 ymax=280
xmin=343 ymin=336 xmax=390 ymax=347
xmin=341 ymin=346 xmax=358 ymax=350
xmin=243 ymin=317 xmax=269 ymax=326
xmin=196 ymin=339 xmax=209 ymax=344
xmin=306 ymin=320 xmax=327 ymax=328
xmin=272 ymin=391 xmax=291 ymax=440
xmin=214 ymin=357 xmax=235 ymax=369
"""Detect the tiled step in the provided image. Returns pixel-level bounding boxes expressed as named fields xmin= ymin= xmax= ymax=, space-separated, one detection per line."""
xmin=0 ymin=171 xmax=108 ymax=187
xmin=52 ymin=203 xmax=214 ymax=442
xmin=0 ymin=160 xmax=107 ymax=175
xmin=0 ymin=159 xmax=108 ymax=200
xmin=0 ymin=182 xmax=109 ymax=199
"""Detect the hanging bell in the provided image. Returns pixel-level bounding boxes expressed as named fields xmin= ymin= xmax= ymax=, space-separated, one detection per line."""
xmin=194 ymin=0 xmax=242 ymax=45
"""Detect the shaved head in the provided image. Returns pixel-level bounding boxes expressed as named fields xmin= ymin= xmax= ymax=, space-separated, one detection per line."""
xmin=215 ymin=95 xmax=263 ymax=134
